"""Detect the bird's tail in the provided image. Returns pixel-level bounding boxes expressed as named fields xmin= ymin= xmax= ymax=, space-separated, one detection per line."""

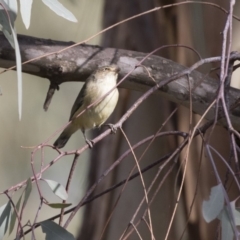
xmin=53 ymin=125 xmax=76 ymax=149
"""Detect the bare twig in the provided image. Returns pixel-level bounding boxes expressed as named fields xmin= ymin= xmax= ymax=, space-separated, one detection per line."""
xmin=59 ymin=154 xmax=80 ymax=226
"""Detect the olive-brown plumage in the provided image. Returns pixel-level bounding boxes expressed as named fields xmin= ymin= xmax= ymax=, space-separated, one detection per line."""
xmin=54 ymin=65 xmax=119 ymax=148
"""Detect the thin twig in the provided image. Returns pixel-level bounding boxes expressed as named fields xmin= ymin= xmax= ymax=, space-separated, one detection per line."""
xmin=59 ymin=154 xmax=80 ymax=225
xmin=1 ymin=1 xmax=238 ymax=76
xmin=120 ymin=128 xmax=154 ymax=240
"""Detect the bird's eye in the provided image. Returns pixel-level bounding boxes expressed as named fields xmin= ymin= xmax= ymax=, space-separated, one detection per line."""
xmin=104 ymin=67 xmax=109 ymax=71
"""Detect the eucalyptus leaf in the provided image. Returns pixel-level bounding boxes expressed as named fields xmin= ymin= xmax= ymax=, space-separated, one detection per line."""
xmin=20 ymin=0 xmax=33 ymax=29
xmin=41 ymin=220 xmax=75 ymax=240
xmin=0 ymin=0 xmax=17 ymax=24
xmin=217 ymin=200 xmax=240 ymax=240
xmin=23 ymin=178 xmax=32 ymax=206
xmin=10 ymin=22 xmax=22 ymax=120
xmin=202 ymin=184 xmax=224 ymax=223
xmin=48 ymin=203 xmax=72 ymax=209
xmin=42 ymin=0 xmax=77 ymax=22
xmin=0 ymin=201 xmax=11 ymax=239
xmin=219 ymin=208 xmax=234 ymax=240
xmin=0 ymin=0 xmax=17 ymax=48
xmin=1 ymin=0 xmax=17 ymax=16
xmin=0 ymin=0 xmax=22 ymax=120
xmin=9 ymin=194 xmax=22 ymax=234
xmin=229 ymin=200 xmax=240 ymax=226
xmin=43 ymin=179 xmax=68 ymax=201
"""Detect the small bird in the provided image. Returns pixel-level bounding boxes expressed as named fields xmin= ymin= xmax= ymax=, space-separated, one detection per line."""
xmin=54 ymin=64 xmax=120 ymax=148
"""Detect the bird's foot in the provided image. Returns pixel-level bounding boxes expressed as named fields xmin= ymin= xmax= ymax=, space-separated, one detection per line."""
xmin=86 ymin=139 xmax=94 ymax=149
xmin=104 ymin=124 xmax=117 ymax=134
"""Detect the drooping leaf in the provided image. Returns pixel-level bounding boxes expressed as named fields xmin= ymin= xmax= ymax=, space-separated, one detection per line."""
xmin=1 ymin=0 xmax=17 ymax=18
xmin=41 ymin=0 xmax=77 ymax=22
xmin=202 ymin=184 xmax=224 ymax=223
xmin=9 ymin=194 xmax=22 ymax=234
xmin=19 ymin=0 xmax=33 ymax=29
xmin=23 ymin=178 xmax=32 ymax=206
xmin=43 ymin=179 xmax=68 ymax=201
xmin=217 ymin=199 xmax=240 ymax=240
xmin=219 ymin=208 xmax=233 ymax=240
xmin=229 ymin=200 xmax=240 ymax=226
xmin=10 ymin=23 xmax=22 ymax=120
xmin=0 ymin=0 xmax=17 ymax=32
xmin=0 ymin=0 xmax=22 ymax=120
xmin=0 ymin=0 xmax=17 ymax=47
xmin=41 ymin=220 xmax=75 ymax=240
xmin=0 ymin=201 xmax=11 ymax=239
xmin=47 ymin=203 xmax=72 ymax=209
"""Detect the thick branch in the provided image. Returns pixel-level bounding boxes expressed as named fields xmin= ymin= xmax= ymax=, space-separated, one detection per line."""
xmin=1 ymin=33 xmax=240 ymax=129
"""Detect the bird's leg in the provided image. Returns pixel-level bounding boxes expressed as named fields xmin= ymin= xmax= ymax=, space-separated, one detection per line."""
xmin=103 ymin=123 xmax=117 ymax=134
xmin=82 ymin=129 xmax=94 ymax=148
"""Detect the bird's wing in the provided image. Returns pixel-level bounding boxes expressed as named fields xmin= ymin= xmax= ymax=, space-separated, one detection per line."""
xmin=69 ymin=83 xmax=87 ymax=120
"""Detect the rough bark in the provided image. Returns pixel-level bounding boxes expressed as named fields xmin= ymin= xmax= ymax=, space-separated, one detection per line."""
xmin=1 ymin=33 xmax=240 ymax=129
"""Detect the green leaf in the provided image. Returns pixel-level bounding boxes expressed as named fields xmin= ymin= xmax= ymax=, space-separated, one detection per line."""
xmin=0 ymin=0 xmax=17 ymax=47
xmin=41 ymin=0 xmax=77 ymax=22
xmin=41 ymin=220 xmax=75 ymax=240
xmin=43 ymin=179 xmax=68 ymax=201
xmin=219 ymin=208 xmax=233 ymax=240
xmin=202 ymin=184 xmax=224 ymax=223
xmin=10 ymin=23 xmax=22 ymax=120
xmin=23 ymin=178 xmax=32 ymax=206
xmin=217 ymin=200 xmax=240 ymax=240
xmin=0 ymin=201 xmax=11 ymax=239
xmin=229 ymin=199 xmax=240 ymax=226
xmin=47 ymin=203 xmax=72 ymax=209
xmin=9 ymin=194 xmax=22 ymax=234
xmin=19 ymin=0 xmax=33 ymax=29
xmin=0 ymin=0 xmax=17 ymax=30
xmin=1 ymin=0 xmax=17 ymax=18
xmin=0 ymin=0 xmax=22 ymax=120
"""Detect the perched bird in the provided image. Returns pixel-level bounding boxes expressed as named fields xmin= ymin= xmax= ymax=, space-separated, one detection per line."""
xmin=54 ymin=64 xmax=120 ymax=148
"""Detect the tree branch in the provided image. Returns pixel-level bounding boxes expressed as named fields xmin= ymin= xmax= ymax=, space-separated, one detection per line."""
xmin=1 ymin=32 xmax=240 ymax=129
